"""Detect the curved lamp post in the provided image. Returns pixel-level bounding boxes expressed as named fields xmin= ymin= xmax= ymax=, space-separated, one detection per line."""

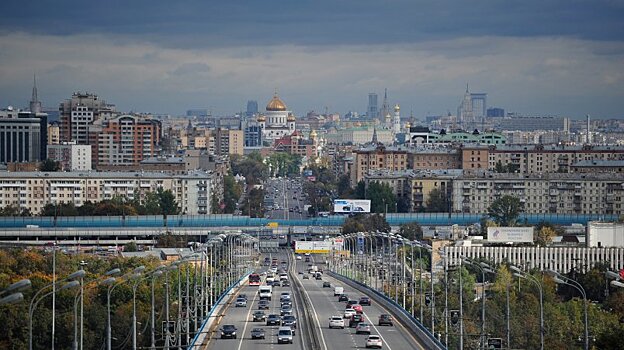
xmin=105 ymin=266 xmax=145 ymax=350
xmin=544 ymin=269 xmax=588 ymax=350
xmin=0 ymin=278 xmax=31 ymax=306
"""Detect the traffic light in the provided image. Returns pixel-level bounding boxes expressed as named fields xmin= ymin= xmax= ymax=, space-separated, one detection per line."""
xmin=450 ymin=310 xmax=459 ymax=327
xmin=487 ymin=338 xmax=503 ymax=349
xmin=424 ymin=293 xmax=432 ymax=306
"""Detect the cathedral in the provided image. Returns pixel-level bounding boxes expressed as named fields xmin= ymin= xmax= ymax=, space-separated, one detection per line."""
xmin=257 ymin=94 xmax=296 ymax=143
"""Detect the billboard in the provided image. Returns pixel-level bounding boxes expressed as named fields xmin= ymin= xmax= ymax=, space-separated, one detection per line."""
xmin=333 ymin=199 xmax=371 ymax=213
xmin=487 ymin=227 xmax=534 ymax=243
xmin=295 ymin=241 xmax=332 ymax=254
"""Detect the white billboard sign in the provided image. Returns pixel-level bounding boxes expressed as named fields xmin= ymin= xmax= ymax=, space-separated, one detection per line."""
xmin=295 ymin=241 xmax=333 ymax=254
xmin=333 ymin=199 xmax=371 ymax=213
xmin=487 ymin=227 xmax=534 ymax=243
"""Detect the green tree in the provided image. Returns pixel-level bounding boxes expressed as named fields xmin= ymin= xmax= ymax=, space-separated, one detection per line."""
xmin=366 ymin=182 xmax=397 ymax=214
xmin=39 ymin=159 xmax=61 ymax=171
xmin=240 ymin=188 xmax=265 ymax=218
xmin=341 ymin=214 xmax=390 ymax=234
xmin=124 ymin=241 xmax=138 ymax=252
xmin=341 ymin=217 xmax=365 ymax=234
xmin=231 ymin=152 xmax=269 ymax=185
xmin=487 ymin=195 xmax=522 ymax=226
xmin=336 ymin=174 xmax=353 ymax=198
xmin=157 ymin=188 xmax=180 ymax=215
xmin=425 ymin=187 xmax=448 ymax=212
xmin=398 ymin=222 xmax=423 ymax=240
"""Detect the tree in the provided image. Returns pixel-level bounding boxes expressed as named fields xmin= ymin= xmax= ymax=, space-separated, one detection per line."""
xmin=366 ymin=182 xmax=397 ymax=214
xmin=124 ymin=241 xmax=138 ymax=252
xmin=157 ymin=189 xmax=180 ymax=215
xmin=341 ymin=217 xmax=365 ymax=234
xmin=398 ymin=222 xmax=423 ymax=240
xmin=336 ymin=174 xmax=353 ymax=198
xmin=536 ymin=226 xmax=557 ymax=246
xmin=341 ymin=214 xmax=390 ymax=234
xmin=487 ymin=195 xmax=522 ymax=226
xmin=425 ymin=188 xmax=448 ymax=212
xmin=39 ymin=159 xmax=61 ymax=171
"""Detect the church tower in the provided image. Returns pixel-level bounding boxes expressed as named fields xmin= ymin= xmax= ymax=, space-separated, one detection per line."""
xmin=393 ymin=104 xmax=401 ymax=134
xmin=29 ymin=74 xmax=42 ymax=113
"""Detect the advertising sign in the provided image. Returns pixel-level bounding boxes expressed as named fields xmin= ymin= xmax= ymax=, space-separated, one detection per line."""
xmin=487 ymin=227 xmax=534 ymax=243
xmin=295 ymin=241 xmax=332 ymax=254
xmin=333 ymin=199 xmax=371 ymax=213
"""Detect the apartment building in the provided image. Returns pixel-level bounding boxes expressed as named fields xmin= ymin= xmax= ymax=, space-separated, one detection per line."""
xmin=352 ymin=145 xmax=409 ymax=185
xmin=215 ymin=128 xmax=244 ymax=156
xmin=95 ymin=115 xmax=162 ymax=167
xmin=453 ymin=172 xmax=624 ymax=215
xmin=409 ymin=147 xmax=461 ymax=170
xmin=0 ymin=170 xmax=214 ymax=215
xmin=461 ymin=144 xmax=624 ymax=174
xmin=59 ymin=92 xmax=116 ymax=144
xmin=47 ymin=143 xmax=92 ymax=171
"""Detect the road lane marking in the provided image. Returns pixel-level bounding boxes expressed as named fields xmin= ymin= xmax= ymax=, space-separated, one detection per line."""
xmin=296 ymin=254 xmax=329 ymax=350
xmin=236 ymin=286 xmax=258 ymax=350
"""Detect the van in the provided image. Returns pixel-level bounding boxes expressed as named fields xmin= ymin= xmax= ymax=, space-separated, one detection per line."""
xmin=259 ymin=286 xmax=272 ymax=300
xmin=334 ymin=286 xmax=344 ymax=296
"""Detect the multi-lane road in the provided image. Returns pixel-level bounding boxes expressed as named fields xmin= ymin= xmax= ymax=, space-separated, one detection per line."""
xmin=265 ymin=178 xmax=306 ymax=221
xmin=204 ymin=251 xmax=425 ymax=350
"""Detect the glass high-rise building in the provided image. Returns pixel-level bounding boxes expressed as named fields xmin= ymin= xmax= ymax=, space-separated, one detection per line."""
xmin=246 ymin=100 xmax=258 ymax=117
xmin=367 ymin=93 xmax=378 ymax=119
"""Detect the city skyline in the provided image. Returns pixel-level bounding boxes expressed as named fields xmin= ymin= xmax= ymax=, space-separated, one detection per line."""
xmin=0 ymin=1 xmax=623 ymax=118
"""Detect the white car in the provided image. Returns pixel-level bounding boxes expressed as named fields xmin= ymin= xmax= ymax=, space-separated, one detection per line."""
xmin=296 ymin=255 xmax=302 ymax=260
xmin=366 ymin=335 xmax=383 ymax=348
xmin=329 ymin=316 xmax=345 ymax=329
xmin=343 ymin=308 xmax=356 ymax=319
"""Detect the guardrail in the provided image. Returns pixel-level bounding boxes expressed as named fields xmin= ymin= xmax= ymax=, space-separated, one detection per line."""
xmin=288 ymin=251 xmax=322 ymax=350
xmin=328 ymin=270 xmax=446 ymax=350
xmin=188 ymin=272 xmax=251 ymax=349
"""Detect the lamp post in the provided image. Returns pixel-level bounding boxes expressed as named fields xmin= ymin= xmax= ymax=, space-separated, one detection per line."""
xmin=545 ymin=269 xmax=588 ymax=350
xmin=29 ymin=270 xmax=85 ymax=350
xmin=150 ymin=269 xmax=164 ymax=350
xmin=105 ymin=266 xmax=145 ymax=350
xmin=511 ymin=265 xmax=544 ymax=350
xmin=0 ymin=279 xmax=30 ymax=306
xmin=463 ymin=258 xmax=486 ymax=349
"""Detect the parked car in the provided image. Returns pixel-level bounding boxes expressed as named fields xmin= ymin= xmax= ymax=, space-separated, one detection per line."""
xmin=359 ymin=296 xmax=371 ymax=306
xmin=378 ymin=314 xmax=394 ymax=326
xmin=366 ymin=335 xmax=383 ymax=348
xmin=250 ymin=328 xmax=265 ymax=339
xmin=220 ymin=324 xmax=237 ymax=339
xmin=252 ymin=311 xmax=266 ymax=322
xmin=329 ymin=315 xmax=345 ymax=329
xmin=356 ymin=322 xmax=372 ymax=334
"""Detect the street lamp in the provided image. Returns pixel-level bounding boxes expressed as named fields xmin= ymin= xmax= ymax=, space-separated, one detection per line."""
xmin=544 ymin=269 xmax=589 ymax=350
xmin=29 ymin=270 xmax=85 ymax=350
xmin=105 ymin=266 xmax=144 ymax=350
xmin=510 ymin=265 xmax=544 ymax=350
xmin=0 ymin=279 xmax=31 ymax=306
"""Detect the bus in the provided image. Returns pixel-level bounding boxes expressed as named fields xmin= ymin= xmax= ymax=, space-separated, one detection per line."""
xmin=249 ymin=273 xmax=261 ymax=286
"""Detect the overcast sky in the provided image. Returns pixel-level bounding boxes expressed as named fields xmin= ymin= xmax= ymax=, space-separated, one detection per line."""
xmin=1 ymin=0 xmax=623 ymax=118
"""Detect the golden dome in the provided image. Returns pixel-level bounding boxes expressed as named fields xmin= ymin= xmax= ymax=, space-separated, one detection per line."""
xmin=257 ymin=115 xmax=266 ymax=122
xmin=266 ymin=94 xmax=287 ymax=111
xmin=310 ymin=129 xmax=318 ymax=137
xmin=287 ymin=114 xmax=296 ymax=122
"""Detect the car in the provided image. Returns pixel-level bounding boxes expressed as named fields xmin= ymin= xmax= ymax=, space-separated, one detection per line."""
xmin=280 ymin=304 xmax=293 ymax=316
xmin=344 ymin=308 xmax=356 ymax=319
xmin=352 ymin=304 xmax=363 ymax=314
xmin=235 ymin=297 xmax=247 ymax=307
xmin=280 ymin=300 xmax=292 ymax=309
xmin=356 ymin=322 xmax=372 ymax=335
xmin=282 ymin=280 xmax=291 ymax=287
xmin=359 ymin=296 xmax=371 ymax=306
xmin=280 ymin=292 xmax=292 ymax=302
xmin=366 ymin=335 xmax=383 ymax=348
xmin=250 ymin=328 xmax=265 ymax=339
xmin=315 ymin=274 xmax=322 ymax=280
xmin=282 ymin=315 xmax=297 ymax=331
xmin=298 ymin=271 xmax=303 ymax=275
xmin=322 ymin=281 xmax=331 ymax=288
xmin=239 ymin=294 xmax=248 ymax=300
xmin=220 ymin=324 xmax=237 ymax=339
xmin=266 ymin=314 xmax=281 ymax=326
xmin=277 ymin=326 xmax=294 ymax=344
xmin=349 ymin=314 xmax=365 ymax=327
xmin=346 ymin=299 xmax=358 ymax=307
xmin=296 ymin=255 xmax=302 ymax=260
xmin=252 ymin=311 xmax=267 ymax=322
xmin=378 ymin=314 xmax=393 ymax=326
xmin=303 ymin=274 xmax=309 ymax=279
xmin=272 ymin=280 xmax=281 ymax=287
xmin=338 ymin=294 xmax=349 ymax=302
xmin=329 ymin=315 xmax=345 ymax=329
xmin=258 ymin=300 xmax=270 ymax=310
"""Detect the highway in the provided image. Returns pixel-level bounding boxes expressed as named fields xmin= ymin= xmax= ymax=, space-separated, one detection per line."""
xmin=205 ymin=250 xmax=425 ymax=350
xmin=265 ymin=178 xmax=306 ymax=221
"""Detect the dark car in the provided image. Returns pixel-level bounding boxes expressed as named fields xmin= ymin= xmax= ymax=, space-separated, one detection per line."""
xmin=258 ymin=300 xmax=270 ymax=310
xmin=272 ymin=280 xmax=281 ymax=287
xmin=349 ymin=314 xmax=365 ymax=328
xmin=282 ymin=280 xmax=291 ymax=287
xmin=346 ymin=299 xmax=359 ymax=308
xmin=220 ymin=324 xmax=237 ymax=339
xmin=315 ymin=274 xmax=322 ymax=280
xmin=322 ymin=281 xmax=331 ymax=288
xmin=282 ymin=315 xmax=297 ymax=332
xmin=252 ymin=311 xmax=267 ymax=322
xmin=267 ymin=314 xmax=281 ymax=326
xmin=378 ymin=314 xmax=394 ymax=326
xmin=359 ymin=296 xmax=371 ymax=306
xmin=303 ymin=274 xmax=309 ymax=279
xmin=338 ymin=294 xmax=349 ymax=302
xmin=250 ymin=328 xmax=265 ymax=339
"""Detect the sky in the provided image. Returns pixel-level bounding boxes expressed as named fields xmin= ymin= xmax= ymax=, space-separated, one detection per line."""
xmin=0 ymin=0 xmax=623 ymax=119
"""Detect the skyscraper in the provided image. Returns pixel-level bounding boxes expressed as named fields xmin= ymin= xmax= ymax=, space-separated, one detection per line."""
xmin=246 ymin=100 xmax=258 ymax=118
xmin=367 ymin=93 xmax=378 ymax=119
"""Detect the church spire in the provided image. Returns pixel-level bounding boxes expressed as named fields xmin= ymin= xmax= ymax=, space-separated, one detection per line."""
xmin=372 ymin=127 xmax=378 ymax=144
xmin=29 ymin=74 xmax=42 ymax=113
